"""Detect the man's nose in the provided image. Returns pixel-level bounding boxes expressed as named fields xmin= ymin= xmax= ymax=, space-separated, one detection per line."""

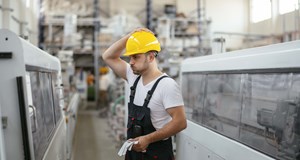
xmin=129 ymin=58 xmax=134 ymax=65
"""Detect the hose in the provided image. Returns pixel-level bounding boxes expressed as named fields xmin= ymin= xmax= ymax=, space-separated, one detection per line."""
xmin=112 ymin=95 xmax=125 ymax=115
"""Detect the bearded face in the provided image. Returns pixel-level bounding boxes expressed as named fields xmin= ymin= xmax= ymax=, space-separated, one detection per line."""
xmin=129 ymin=53 xmax=151 ymax=75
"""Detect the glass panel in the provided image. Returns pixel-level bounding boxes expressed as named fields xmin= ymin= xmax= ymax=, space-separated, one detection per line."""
xmin=39 ymin=72 xmax=55 ymax=138
xmin=181 ymin=73 xmax=192 ymax=119
xmin=29 ymin=72 xmax=47 ymax=160
xmin=182 ymin=73 xmax=205 ymax=123
xmin=51 ymin=73 xmax=62 ymax=124
xmin=240 ymin=74 xmax=300 ymax=159
xmin=282 ymin=74 xmax=300 ymax=159
xmin=182 ymin=72 xmax=300 ymax=159
xmin=29 ymin=72 xmax=56 ymax=160
xmin=190 ymin=74 xmax=205 ymax=123
xmin=203 ymin=74 xmax=242 ymax=140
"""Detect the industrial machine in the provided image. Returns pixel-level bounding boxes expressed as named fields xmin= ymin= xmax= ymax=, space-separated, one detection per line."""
xmin=0 ymin=29 xmax=67 ymax=160
xmin=178 ymin=40 xmax=300 ymax=160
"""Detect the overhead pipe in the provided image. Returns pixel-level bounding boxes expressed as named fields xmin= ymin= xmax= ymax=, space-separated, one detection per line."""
xmin=146 ymin=0 xmax=152 ymax=30
xmin=11 ymin=15 xmax=28 ymax=39
xmin=38 ymin=0 xmax=45 ymax=49
xmin=298 ymin=0 xmax=300 ymax=39
xmin=197 ymin=0 xmax=207 ymax=56
xmin=197 ymin=0 xmax=202 ymax=55
xmin=295 ymin=1 xmax=298 ymax=40
xmin=94 ymin=0 xmax=100 ymax=105
xmin=0 ymin=5 xmax=14 ymax=12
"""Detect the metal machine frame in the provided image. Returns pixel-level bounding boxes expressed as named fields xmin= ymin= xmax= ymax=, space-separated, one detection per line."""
xmin=178 ymin=40 xmax=300 ymax=160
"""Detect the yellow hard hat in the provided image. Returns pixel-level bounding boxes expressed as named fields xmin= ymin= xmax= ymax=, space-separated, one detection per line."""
xmin=99 ymin=67 xmax=109 ymax=74
xmin=123 ymin=31 xmax=161 ymax=56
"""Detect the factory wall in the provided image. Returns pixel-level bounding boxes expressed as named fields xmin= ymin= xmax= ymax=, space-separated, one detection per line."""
xmin=0 ymin=0 xmax=39 ymax=45
xmin=250 ymin=10 xmax=300 ymax=35
xmin=1 ymin=0 xmax=10 ymax=30
xmin=176 ymin=0 xmax=249 ymax=50
xmin=249 ymin=0 xmax=300 ymax=41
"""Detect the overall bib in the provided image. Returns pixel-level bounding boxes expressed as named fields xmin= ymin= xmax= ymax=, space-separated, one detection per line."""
xmin=125 ymin=75 xmax=174 ymax=160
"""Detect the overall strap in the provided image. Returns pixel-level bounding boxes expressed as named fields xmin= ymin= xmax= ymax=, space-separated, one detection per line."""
xmin=143 ymin=75 xmax=168 ymax=108
xmin=129 ymin=76 xmax=141 ymax=103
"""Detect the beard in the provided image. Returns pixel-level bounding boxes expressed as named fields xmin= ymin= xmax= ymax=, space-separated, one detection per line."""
xmin=132 ymin=69 xmax=141 ymax=75
xmin=131 ymin=57 xmax=149 ymax=75
xmin=131 ymin=66 xmax=141 ymax=75
xmin=131 ymin=64 xmax=148 ymax=75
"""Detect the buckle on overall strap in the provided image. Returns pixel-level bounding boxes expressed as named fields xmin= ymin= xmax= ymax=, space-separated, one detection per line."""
xmin=143 ymin=76 xmax=168 ymax=107
xmin=144 ymin=91 xmax=152 ymax=103
xmin=130 ymin=86 xmax=135 ymax=96
xmin=129 ymin=76 xmax=141 ymax=102
xmin=129 ymin=86 xmax=135 ymax=102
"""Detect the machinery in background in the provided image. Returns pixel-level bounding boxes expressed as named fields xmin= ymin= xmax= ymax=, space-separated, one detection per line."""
xmin=57 ymin=50 xmax=80 ymax=160
xmin=257 ymin=99 xmax=300 ymax=159
xmin=64 ymin=93 xmax=80 ymax=160
xmin=178 ymin=40 xmax=300 ymax=160
xmin=0 ymin=29 xmax=69 ymax=160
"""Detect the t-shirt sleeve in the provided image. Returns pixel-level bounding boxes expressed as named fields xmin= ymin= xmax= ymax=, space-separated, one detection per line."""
xmin=161 ymin=78 xmax=184 ymax=109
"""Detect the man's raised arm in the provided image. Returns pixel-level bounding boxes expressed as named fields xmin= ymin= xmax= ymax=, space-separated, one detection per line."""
xmin=102 ymin=34 xmax=130 ymax=80
xmin=102 ymin=28 xmax=154 ymax=80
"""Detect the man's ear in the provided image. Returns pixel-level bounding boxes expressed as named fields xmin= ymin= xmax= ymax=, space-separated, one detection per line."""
xmin=148 ymin=52 xmax=155 ymax=62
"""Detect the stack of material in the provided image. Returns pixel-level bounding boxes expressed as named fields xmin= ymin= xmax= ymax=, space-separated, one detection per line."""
xmin=106 ymin=11 xmax=143 ymax=37
xmin=42 ymin=0 xmax=93 ymax=17
xmin=82 ymin=34 xmax=93 ymax=52
xmin=98 ymin=33 xmax=114 ymax=54
xmin=107 ymin=102 xmax=126 ymax=147
xmin=57 ymin=50 xmax=75 ymax=96
xmin=98 ymin=33 xmax=113 ymax=42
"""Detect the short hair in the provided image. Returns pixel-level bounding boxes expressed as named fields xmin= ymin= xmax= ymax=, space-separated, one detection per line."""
xmin=146 ymin=50 xmax=158 ymax=57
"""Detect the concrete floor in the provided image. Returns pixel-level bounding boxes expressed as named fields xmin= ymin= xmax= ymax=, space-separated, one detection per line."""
xmin=72 ymin=102 xmax=123 ymax=160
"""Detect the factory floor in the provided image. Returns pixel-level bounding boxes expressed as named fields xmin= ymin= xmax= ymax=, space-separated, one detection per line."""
xmin=72 ymin=101 xmax=123 ymax=160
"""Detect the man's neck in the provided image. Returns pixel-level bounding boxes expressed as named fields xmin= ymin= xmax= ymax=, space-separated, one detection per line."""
xmin=141 ymin=67 xmax=163 ymax=86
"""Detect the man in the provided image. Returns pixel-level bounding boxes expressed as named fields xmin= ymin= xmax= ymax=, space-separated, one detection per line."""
xmin=102 ymin=28 xmax=187 ymax=160
xmin=98 ymin=66 xmax=110 ymax=117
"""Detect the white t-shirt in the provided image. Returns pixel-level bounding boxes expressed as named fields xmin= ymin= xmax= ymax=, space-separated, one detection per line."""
xmin=126 ymin=64 xmax=184 ymax=130
xmin=99 ymin=74 xmax=109 ymax=91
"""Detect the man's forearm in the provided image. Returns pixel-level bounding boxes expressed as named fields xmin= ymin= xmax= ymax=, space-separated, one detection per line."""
xmin=144 ymin=116 xmax=186 ymax=144
xmin=131 ymin=116 xmax=186 ymax=152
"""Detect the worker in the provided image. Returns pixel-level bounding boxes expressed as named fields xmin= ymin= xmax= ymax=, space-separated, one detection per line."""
xmin=86 ymin=70 xmax=94 ymax=86
xmin=102 ymin=28 xmax=187 ymax=160
xmin=98 ymin=66 xmax=110 ymax=117
xmin=86 ymin=70 xmax=95 ymax=101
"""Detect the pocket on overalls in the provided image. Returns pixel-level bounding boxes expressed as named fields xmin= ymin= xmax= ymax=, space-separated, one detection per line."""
xmin=143 ymin=140 xmax=174 ymax=160
xmin=127 ymin=113 xmax=135 ymax=129
xmin=136 ymin=111 xmax=145 ymax=121
xmin=143 ymin=149 xmax=174 ymax=160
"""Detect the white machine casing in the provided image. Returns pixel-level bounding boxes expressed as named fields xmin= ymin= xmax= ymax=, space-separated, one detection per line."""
xmin=0 ymin=29 xmax=67 ymax=160
xmin=178 ymin=40 xmax=300 ymax=160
